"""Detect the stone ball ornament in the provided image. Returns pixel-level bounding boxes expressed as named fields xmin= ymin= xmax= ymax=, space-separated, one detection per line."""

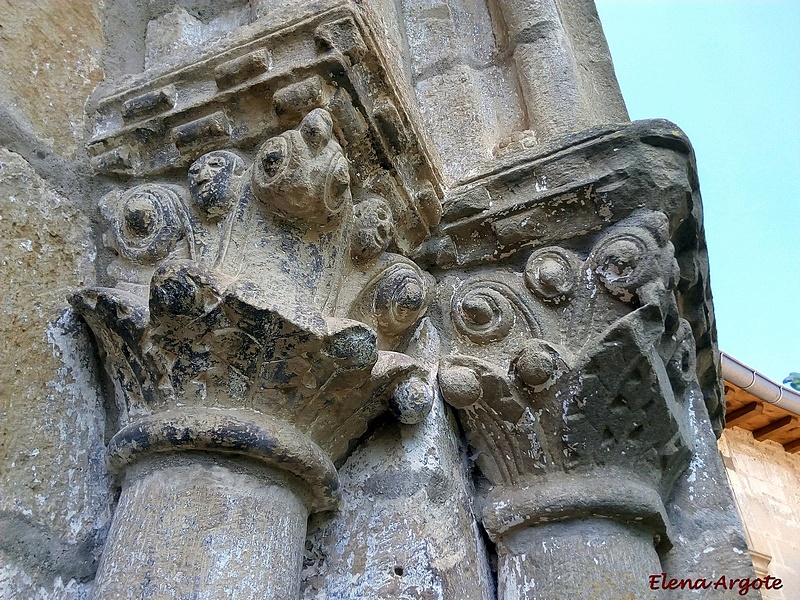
xmin=511 ymin=339 xmax=567 ymax=390
xmin=187 ymin=150 xmax=246 ymax=220
xmin=389 ymin=376 xmax=434 ymax=424
xmin=322 ymin=320 xmax=379 ymax=371
xmin=438 ymin=365 xmax=483 ymax=409
xmin=251 ymin=108 xmax=351 ymax=223
xmin=149 ymin=260 xmax=223 ymax=319
xmin=103 ymin=184 xmax=186 ymax=265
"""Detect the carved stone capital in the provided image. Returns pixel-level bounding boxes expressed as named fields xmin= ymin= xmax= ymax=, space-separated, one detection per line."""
xmin=75 ymin=40 xmax=442 ymax=593
xmin=430 ymin=123 xmax=711 ymax=567
xmin=74 ymin=115 xmax=437 ymax=492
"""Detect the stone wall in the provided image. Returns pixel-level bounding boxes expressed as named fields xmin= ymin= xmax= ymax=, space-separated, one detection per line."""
xmin=0 ymin=2 xmax=112 ymax=597
xmin=720 ymin=427 xmax=800 ymax=599
xmin=0 ymin=1 xmax=759 ymax=598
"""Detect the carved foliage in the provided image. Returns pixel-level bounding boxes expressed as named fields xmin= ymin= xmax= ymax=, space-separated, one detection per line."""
xmin=559 ymin=307 xmax=690 ymax=492
xmin=439 ymin=354 xmax=546 ymax=485
xmin=73 ymin=110 xmax=437 ymax=477
xmin=438 ymin=210 xmax=691 ymax=495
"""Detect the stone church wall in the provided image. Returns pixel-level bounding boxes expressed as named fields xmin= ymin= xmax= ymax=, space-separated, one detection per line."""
xmin=0 ymin=1 xmax=759 ymax=598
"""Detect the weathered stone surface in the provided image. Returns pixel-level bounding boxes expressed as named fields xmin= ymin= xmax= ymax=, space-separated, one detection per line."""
xmin=303 ymin=399 xmax=495 ymax=600
xmin=302 ymin=320 xmax=495 ymax=599
xmin=397 ymin=0 xmax=627 ymax=184
xmin=720 ymin=427 xmax=800 ymax=599
xmin=72 ymin=82 xmax=439 ymax=595
xmin=0 ymin=149 xmax=111 ymax=597
xmin=0 ymin=1 xmax=104 ymax=158
xmin=498 ymin=518 xmax=665 ymax=599
xmin=0 ymin=2 xmax=753 ymax=599
xmin=93 ymin=456 xmax=309 ymax=600
xmin=661 ymin=389 xmax=758 ymax=598
xmin=421 ymin=120 xmax=732 ymax=598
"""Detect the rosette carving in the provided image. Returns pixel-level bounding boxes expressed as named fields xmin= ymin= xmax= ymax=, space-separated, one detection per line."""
xmin=342 ymin=255 xmax=432 ymax=349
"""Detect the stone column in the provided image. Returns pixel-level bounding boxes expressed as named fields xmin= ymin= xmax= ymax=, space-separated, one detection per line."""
xmin=483 ymin=472 xmax=669 ymax=599
xmin=430 ymin=122 xmax=707 ymax=600
xmin=498 ymin=519 xmax=663 ymax=599
xmin=496 ymin=0 xmax=587 ymax=141
xmin=72 ymin=103 xmax=437 ymax=598
xmin=85 ymin=407 xmax=341 ymax=599
xmin=92 ymin=455 xmax=310 ymax=599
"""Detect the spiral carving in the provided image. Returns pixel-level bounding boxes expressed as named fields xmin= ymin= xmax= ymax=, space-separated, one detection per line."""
xmin=524 ymin=247 xmax=579 ymax=304
xmin=373 ymin=264 xmax=429 ymax=336
xmin=589 ymin=229 xmax=658 ymax=302
xmin=106 ymin=184 xmax=186 ymax=265
xmin=452 ymin=283 xmax=520 ymax=344
xmin=251 ymin=109 xmax=351 ymax=223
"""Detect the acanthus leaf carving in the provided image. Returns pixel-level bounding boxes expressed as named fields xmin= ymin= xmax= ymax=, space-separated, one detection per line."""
xmin=73 ymin=107 xmax=439 ymax=517
xmin=434 ymin=207 xmax=695 ymax=552
xmin=438 ymin=354 xmax=547 ymax=486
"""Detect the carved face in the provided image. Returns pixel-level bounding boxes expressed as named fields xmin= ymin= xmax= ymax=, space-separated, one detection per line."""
xmin=187 ymin=151 xmax=244 ymax=219
xmin=350 ymin=197 xmax=394 ymax=264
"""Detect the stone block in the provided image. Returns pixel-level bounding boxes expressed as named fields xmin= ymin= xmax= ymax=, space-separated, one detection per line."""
xmin=0 ymin=1 xmax=104 ymax=158
xmin=0 ymin=149 xmax=111 ymax=596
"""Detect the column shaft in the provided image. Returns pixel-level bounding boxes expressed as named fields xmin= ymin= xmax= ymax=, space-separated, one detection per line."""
xmin=497 ymin=517 xmax=665 ymax=600
xmin=92 ymin=456 xmax=309 ymax=600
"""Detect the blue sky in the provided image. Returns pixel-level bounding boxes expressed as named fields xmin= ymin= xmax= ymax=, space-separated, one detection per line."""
xmin=595 ymin=0 xmax=800 ymax=384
